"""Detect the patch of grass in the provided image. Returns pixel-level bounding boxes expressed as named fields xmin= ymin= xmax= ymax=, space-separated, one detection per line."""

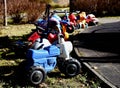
xmin=0 ymin=24 xmax=35 ymax=37
xmin=45 ymin=69 xmax=87 ymax=88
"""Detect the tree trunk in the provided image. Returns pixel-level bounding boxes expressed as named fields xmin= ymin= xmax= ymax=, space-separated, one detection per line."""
xmin=3 ymin=0 xmax=7 ymax=26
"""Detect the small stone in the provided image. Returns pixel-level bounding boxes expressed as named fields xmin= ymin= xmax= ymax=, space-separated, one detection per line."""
xmin=92 ymin=66 xmax=98 ymax=70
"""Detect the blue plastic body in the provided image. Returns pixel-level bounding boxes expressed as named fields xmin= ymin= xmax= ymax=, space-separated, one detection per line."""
xmin=26 ymin=45 xmax=60 ymax=72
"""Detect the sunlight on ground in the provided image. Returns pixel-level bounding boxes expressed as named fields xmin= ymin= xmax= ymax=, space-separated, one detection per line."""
xmin=0 ymin=24 xmax=35 ymax=37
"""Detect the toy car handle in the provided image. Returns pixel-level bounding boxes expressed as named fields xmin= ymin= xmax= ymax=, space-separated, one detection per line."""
xmin=64 ymin=10 xmax=70 ymax=23
xmin=56 ymin=24 xmax=62 ymax=34
xmin=36 ymin=26 xmax=45 ymax=31
xmin=36 ymin=26 xmax=48 ymax=37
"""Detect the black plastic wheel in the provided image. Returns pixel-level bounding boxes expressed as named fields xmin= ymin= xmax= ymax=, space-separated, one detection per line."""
xmin=76 ymin=23 xmax=81 ymax=29
xmin=29 ymin=66 xmax=46 ymax=85
xmin=66 ymin=25 xmax=75 ymax=33
xmin=64 ymin=58 xmax=81 ymax=77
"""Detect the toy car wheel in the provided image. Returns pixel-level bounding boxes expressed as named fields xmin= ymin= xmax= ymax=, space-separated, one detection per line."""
xmin=64 ymin=58 xmax=81 ymax=77
xmin=85 ymin=23 xmax=88 ymax=28
xmin=29 ymin=66 xmax=46 ymax=85
xmin=76 ymin=23 xmax=81 ymax=29
xmin=66 ymin=25 xmax=75 ymax=33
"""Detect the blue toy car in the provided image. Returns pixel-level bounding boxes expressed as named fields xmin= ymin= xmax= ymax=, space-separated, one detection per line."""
xmin=24 ymin=45 xmax=60 ymax=85
xmin=19 ymin=43 xmax=81 ymax=86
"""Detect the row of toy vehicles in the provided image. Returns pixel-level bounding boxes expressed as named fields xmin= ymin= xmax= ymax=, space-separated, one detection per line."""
xmin=60 ymin=10 xmax=99 ymax=32
xmin=26 ymin=9 xmax=99 ymax=85
xmin=32 ymin=10 xmax=99 ymax=40
xmin=13 ymin=7 xmax=99 ymax=85
xmin=14 ymin=5 xmax=81 ymax=86
xmin=15 ymin=5 xmax=99 ymax=85
xmin=14 ymin=4 xmax=99 ymax=85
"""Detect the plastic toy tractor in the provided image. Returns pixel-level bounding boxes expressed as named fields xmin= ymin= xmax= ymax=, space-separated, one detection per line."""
xmin=22 ymin=24 xmax=81 ymax=85
xmin=26 ymin=45 xmax=60 ymax=85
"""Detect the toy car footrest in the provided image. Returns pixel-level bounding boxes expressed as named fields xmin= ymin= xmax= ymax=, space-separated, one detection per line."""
xmin=27 ymin=57 xmax=57 ymax=72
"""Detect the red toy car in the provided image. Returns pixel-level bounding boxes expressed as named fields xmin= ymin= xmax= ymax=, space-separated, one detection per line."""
xmin=86 ymin=14 xmax=99 ymax=26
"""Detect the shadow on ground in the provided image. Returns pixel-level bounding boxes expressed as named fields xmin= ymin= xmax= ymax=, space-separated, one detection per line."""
xmin=0 ymin=33 xmax=34 ymax=87
xmin=0 ymin=66 xmax=26 ymax=87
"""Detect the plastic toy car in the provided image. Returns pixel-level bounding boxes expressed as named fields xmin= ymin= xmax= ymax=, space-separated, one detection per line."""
xmin=18 ymin=24 xmax=81 ymax=86
xmin=76 ymin=11 xmax=88 ymax=29
xmin=86 ymin=14 xmax=99 ymax=26
xmin=26 ymin=45 xmax=60 ymax=85
xmin=61 ymin=11 xmax=76 ymax=33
